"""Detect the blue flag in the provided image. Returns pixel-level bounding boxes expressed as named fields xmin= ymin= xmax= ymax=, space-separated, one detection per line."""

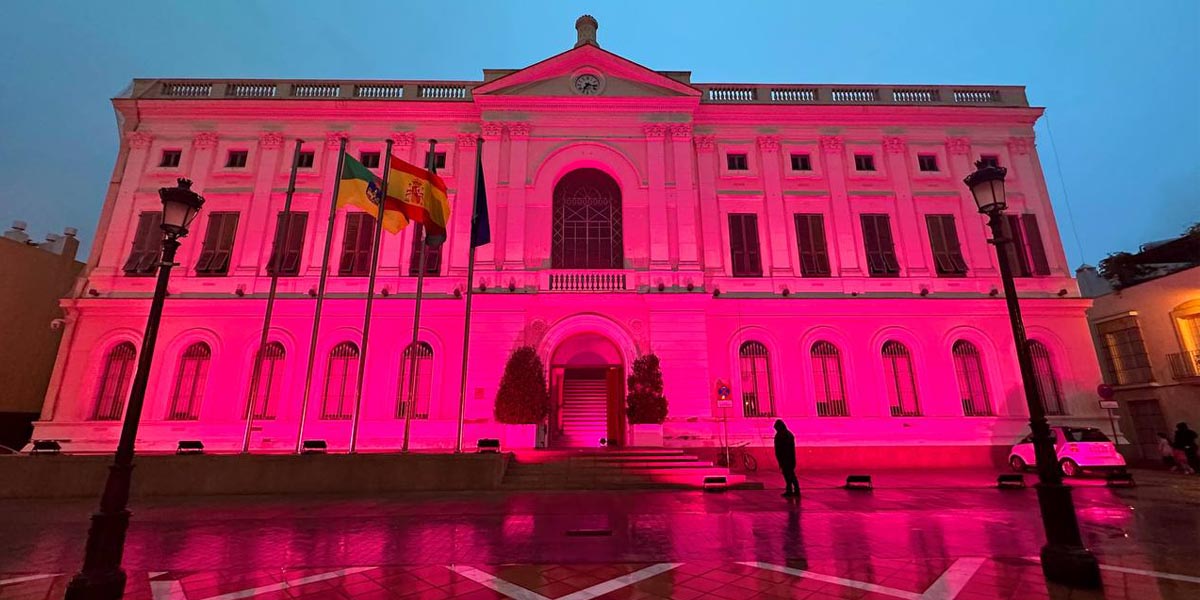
xmin=470 ymin=140 xmax=491 ymax=248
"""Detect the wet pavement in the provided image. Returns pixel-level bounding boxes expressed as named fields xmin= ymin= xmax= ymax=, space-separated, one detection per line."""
xmin=2 ymin=468 xmax=1198 ymax=599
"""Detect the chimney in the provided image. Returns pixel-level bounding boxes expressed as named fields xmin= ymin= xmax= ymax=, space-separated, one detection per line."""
xmin=1075 ymin=264 xmax=1113 ymax=298
xmin=575 ymin=14 xmax=599 ymax=48
xmin=3 ymin=220 xmax=30 ymax=243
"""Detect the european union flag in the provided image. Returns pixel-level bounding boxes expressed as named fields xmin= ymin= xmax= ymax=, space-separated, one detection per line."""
xmin=470 ymin=139 xmax=491 ymax=248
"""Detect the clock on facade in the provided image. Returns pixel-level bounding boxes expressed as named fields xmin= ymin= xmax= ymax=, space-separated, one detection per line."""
xmin=573 ymin=74 xmax=602 ymax=95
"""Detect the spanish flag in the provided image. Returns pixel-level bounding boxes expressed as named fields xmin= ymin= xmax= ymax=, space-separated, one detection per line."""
xmin=383 ymin=155 xmax=451 ymax=245
xmin=336 ymin=153 xmax=408 ymax=234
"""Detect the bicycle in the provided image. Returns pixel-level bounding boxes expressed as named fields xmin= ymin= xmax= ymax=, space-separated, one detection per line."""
xmin=715 ymin=441 xmax=758 ymax=472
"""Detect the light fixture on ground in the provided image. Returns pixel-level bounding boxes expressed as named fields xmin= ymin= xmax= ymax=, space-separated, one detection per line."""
xmin=65 ymin=178 xmax=204 ymax=600
xmin=964 ymin=161 xmax=1101 ymax=589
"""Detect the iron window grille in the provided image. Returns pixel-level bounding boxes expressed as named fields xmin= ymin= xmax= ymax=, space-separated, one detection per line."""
xmin=1029 ymin=340 xmax=1066 ymax=415
xmin=739 ymin=341 xmax=776 ymax=417
xmin=953 ymin=340 xmax=992 ymax=416
xmin=92 ymin=342 xmax=137 ymax=420
xmin=396 ymin=342 xmax=434 ymax=419
xmin=1097 ymin=316 xmax=1154 ymax=385
xmin=167 ymin=343 xmax=211 ymax=420
xmin=246 ymin=342 xmax=285 ymax=420
xmin=812 ymin=341 xmax=849 ymax=416
xmin=551 ymin=169 xmax=624 ymax=269
xmin=322 ymin=342 xmax=359 ymax=420
xmin=883 ymin=341 xmax=921 ymax=417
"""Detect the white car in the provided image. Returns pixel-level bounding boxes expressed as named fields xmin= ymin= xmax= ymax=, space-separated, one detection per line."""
xmin=1008 ymin=426 xmax=1126 ymax=477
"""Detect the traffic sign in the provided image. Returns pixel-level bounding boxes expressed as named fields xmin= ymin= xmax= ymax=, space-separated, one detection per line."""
xmin=1099 ymin=400 xmax=1119 ymax=410
xmin=715 ymin=379 xmax=732 ymax=408
xmin=1096 ymin=384 xmax=1115 ymax=400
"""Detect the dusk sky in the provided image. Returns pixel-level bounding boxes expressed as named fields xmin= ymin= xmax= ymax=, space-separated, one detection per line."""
xmin=1 ymin=1 xmax=1196 ymax=267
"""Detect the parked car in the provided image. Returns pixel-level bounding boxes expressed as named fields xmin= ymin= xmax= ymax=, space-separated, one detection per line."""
xmin=1008 ymin=426 xmax=1126 ymax=477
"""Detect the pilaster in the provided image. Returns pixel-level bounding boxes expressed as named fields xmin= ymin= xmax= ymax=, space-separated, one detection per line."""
xmin=820 ymin=136 xmax=862 ymax=276
xmin=473 ymin=122 xmax=503 ymax=273
xmin=503 ymin=122 xmax=530 ymax=270
xmin=448 ymin=133 xmax=479 ymax=274
xmin=95 ymin=131 xmax=155 ymax=274
xmin=180 ymin=131 xmax=220 ymax=272
xmin=945 ymin=137 xmax=995 ymax=275
xmin=309 ymin=131 xmax=347 ymax=272
xmin=758 ymin=136 xmax=790 ymax=275
xmin=670 ymin=124 xmax=700 ymax=269
xmin=693 ymin=135 xmax=723 ymax=273
xmin=644 ymin=123 xmax=670 ymax=268
xmin=392 ymin=132 xmax=417 ymax=276
xmin=1008 ymin=136 xmax=1067 ymax=273
xmin=883 ymin=136 xmax=928 ymax=276
xmin=238 ymin=132 xmax=284 ymax=277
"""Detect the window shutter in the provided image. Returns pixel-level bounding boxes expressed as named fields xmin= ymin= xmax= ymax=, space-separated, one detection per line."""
xmin=926 ymin=215 xmax=967 ymax=276
xmin=212 ymin=213 xmax=239 ymax=273
xmin=194 ymin=216 xmax=220 ymax=273
xmin=268 ymin=212 xmax=307 ymax=276
xmin=1022 ymin=214 xmax=1051 ymax=276
xmin=728 ymin=214 xmax=762 ymax=276
xmin=123 ymin=212 xmax=163 ymax=275
xmin=795 ymin=214 xmax=830 ymax=276
xmin=338 ymin=215 xmax=362 ymax=275
xmin=1002 ymin=215 xmax=1031 ymax=277
xmin=355 ymin=214 xmax=376 ymax=276
xmin=409 ymin=223 xmax=443 ymax=276
xmin=862 ymin=215 xmax=899 ymax=276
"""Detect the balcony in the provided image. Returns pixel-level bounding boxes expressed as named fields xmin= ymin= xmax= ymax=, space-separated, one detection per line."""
xmin=1168 ymin=350 xmax=1200 ymax=382
xmin=542 ymin=270 xmax=630 ymax=292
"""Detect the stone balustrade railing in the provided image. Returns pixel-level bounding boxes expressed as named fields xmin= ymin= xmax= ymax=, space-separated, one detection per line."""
xmin=543 ymin=270 xmax=630 ymax=292
xmin=128 ymin=79 xmax=1028 ymax=107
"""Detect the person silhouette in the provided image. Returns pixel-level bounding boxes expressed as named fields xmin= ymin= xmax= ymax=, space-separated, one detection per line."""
xmin=774 ymin=419 xmax=799 ymax=497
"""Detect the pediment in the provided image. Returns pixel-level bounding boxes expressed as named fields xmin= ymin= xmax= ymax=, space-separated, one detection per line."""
xmin=472 ymin=44 xmax=700 ymax=99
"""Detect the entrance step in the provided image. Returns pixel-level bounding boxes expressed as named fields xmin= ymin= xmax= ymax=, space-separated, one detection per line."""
xmin=501 ymin=448 xmax=764 ymax=490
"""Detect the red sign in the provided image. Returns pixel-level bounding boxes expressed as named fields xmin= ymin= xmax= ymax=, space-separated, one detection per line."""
xmin=1096 ymin=384 xmax=1115 ymax=400
xmin=715 ymin=379 xmax=732 ymax=408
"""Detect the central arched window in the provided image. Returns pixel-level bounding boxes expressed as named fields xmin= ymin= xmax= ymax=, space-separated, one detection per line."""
xmin=952 ymin=340 xmax=992 ymax=416
xmin=739 ymin=341 xmax=775 ymax=417
xmin=882 ymin=341 xmax=921 ymax=417
xmin=93 ymin=342 xmax=137 ymax=420
xmin=812 ymin=341 xmax=849 ymax=416
xmin=322 ymin=342 xmax=359 ymax=420
xmin=246 ymin=342 xmax=285 ymax=420
xmin=552 ymin=168 xmax=623 ymax=269
xmin=168 ymin=342 xmax=211 ymax=420
xmin=1029 ymin=340 xmax=1066 ymax=415
xmin=396 ymin=342 xmax=434 ymax=419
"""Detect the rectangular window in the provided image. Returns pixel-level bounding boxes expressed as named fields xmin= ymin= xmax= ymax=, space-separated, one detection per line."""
xmin=860 ymin=214 xmax=900 ymax=277
xmin=159 ymin=150 xmax=182 ymax=168
xmin=979 ymin=154 xmax=1000 ymax=168
xmin=794 ymin=214 xmax=831 ymax=277
xmin=925 ymin=214 xmax=968 ymax=276
xmin=790 ymin=153 xmax=812 ymax=171
xmin=225 ymin=150 xmax=248 ymax=168
xmin=1097 ymin=316 xmax=1154 ymax=385
xmin=1001 ymin=214 xmax=1051 ymax=277
xmin=425 ymin=151 xmax=447 ymax=170
xmin=727 ymin=213 xmax=763 ymax=277
xmin=296 ymin=151 xmax=315 ymax=169
xmin=194 ymin=212 xmax=240 ymax=276
xmin=408 ymin=223 xmax=443 ymax=276
xmin=338 ymin=213 xmax=376 ymax=276
xmin=854 ymin=154 xmax=876 ymax=171
xmin=122 ymin=212 xmax=163 ymax=276
xmin=359 ymin=152 xmax=380 ymax=169
xmin=917 ymin=154 xmax=939 ymax=172
xmin=726 ymin=153 xmax=748 ymax=171
xmin=267 ymin=211 xmax=308 ymax=276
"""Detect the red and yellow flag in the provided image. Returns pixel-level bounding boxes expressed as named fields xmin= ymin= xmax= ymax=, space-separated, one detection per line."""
xmin=383 ymin=155 xmax=451 ymax=244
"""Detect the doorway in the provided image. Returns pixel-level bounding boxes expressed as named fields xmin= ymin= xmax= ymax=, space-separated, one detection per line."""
xmin=548 ymin=333 xmax=625 ymax=447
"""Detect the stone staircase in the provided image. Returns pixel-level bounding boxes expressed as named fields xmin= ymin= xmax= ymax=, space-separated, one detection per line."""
xmin=501 ymin=448 xmax=764 ymax=490
xmin=558 ymin=377 xmax=608 ymax=447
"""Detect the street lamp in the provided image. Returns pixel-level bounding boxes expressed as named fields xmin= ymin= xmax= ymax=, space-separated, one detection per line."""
xmin=65 ymin=178 xmax=204 ymax=600
xmin=964 ymin=162 xmax=1101 ymax=589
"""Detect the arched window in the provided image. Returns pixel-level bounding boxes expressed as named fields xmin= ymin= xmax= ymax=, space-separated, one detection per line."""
xmin=1028 ymin=340 xmax=1066 ymax=415
xmin=92 ymin=342 xmax=136 ymax=420
xmin=396 ymin=342 xmax=434 ymax=419
xmin=953 ymin=341 xmax=992 ymax=416
xmin=811 ymin=342 xmax=849 ymax=416
xmin=167 ymin=342 xmax=211 ymax=420
xmin=739 ymin=341 xmax=775 ymax=417
xmin=552 ymin=168 xmax=623 ymax=269
xmin=322 ymin=342 xmax=359 ymax=420
xmin=882 ymin=341 xmax=921 ymax=416
xmin=246 ymin=342 xmax=285 ymax=420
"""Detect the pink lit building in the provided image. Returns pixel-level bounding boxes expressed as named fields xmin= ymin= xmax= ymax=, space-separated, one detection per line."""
xmin=33 ymin=17 xmax=1112 ymax=463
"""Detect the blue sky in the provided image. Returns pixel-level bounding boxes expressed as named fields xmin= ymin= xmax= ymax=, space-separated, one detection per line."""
xmin=1 ymin=1 xmax=1196 ymax=266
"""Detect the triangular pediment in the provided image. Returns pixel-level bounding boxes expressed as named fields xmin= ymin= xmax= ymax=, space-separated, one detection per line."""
xmin=472 ymin=44 xmax=700 ymax=99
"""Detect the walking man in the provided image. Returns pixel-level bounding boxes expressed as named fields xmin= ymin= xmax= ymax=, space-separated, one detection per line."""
xmin=1174 ymin=422 xmax=1199 ymax=474
xmin=774 ymin=419 xmax=800 ymax=497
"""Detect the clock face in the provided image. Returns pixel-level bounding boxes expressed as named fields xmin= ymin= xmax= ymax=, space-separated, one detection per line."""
xmin=574 ymin=74 xmax=602 ymax=95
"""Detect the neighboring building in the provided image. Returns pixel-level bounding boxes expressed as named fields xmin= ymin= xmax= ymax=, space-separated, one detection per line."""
xmin=32 ymin=16 xmax=1111 ymax=463
xmin=0 ymin=221 xmax=84 ymax=448
xmin=1084 ymin=230 xmax=1200 ymax=461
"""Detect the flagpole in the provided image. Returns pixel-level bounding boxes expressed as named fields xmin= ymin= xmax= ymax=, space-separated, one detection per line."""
xmin=401 ymin=140 xmax=437 ymax=453
xmin=348 ymin=139 xmax=394 ymax=453
xmin=241 ymin=138 xmax=304 ymax=453
xmin=454 ymin=138 xmax=484 ymax=453
xmin=295 ymin=136 xmax=348 ymax=453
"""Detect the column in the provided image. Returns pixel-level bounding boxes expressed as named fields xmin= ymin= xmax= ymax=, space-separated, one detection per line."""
xmin=693 ymin=136 xmax=723 ymax=272
xmin=180 ymin=131 xmax=220 ymax=271
xmin=448 ymin=133 xmax=479 ymax=274
xmin=882 ymin=136 xmax=929 ymax=276
xmin=758 ymin=136 xmax=791 ymax=275
xmin=1009 ymin=136 xmax=1068 ymax=273
xmin=94 ymin=131 xmax=155 ymax=274
xmin=473 ymin=122 xmax=503 ymax=273
xmin=820 ymin=136 xmax=862 ymax=275
xmin=308 ymin=132 xmax=348 ymax=273
xmin=504 ymin=122 xmax=530 ymax=270
xmin=945 ymin=137 xmax=994 ymax=275
xmin=670 ymin=124 xmax=700 ymax=269
xmin=238 ymin=131 xmax=284 ymax=277
xmin=644 ymin=124 xmax=670 ymax=269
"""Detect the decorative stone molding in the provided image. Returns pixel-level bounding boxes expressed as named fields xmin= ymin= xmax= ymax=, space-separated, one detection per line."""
xmin=192 ymin=132 xmax=219 ymax=149
xmin=819 ymin=136 xmax=843 ymax=153
xmin=126 ymin=131 xmax=154 ymax=149
xmin=525 ymin=318 xmax=548 ymax=347
xmin=642 ymin=123 xmax=666 ymax=139
xmin=456 ymin=133 xmax=478 ymax=148
xmin=259 ymin=132 xmax=284 ymax=149
xmin=945 ymin=137 xmax=971 ymax=155
xmin=756 ymin=136 xmax=780 ymax=152
xmin=694 ymin=135 xmax=715 ymax=152
xmin=390 ymin=131 xmax=416 ymax=148
xmin=1007 ymin=137 xmax=1032 ymax=155
xmin=481 ymin=122 xmax=504 ymax=138
xmin=325 ymin=131 xmax=349 ymax=149
xmin=882 ymin=136 xmax=906 ymax=153
xmin=506 ymin=122 xmax=531 ymax=139
xmin=668 ymin=123 xmax=692 ymax=140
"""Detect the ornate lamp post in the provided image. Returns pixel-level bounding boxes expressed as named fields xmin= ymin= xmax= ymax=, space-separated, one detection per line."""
xmin=66 ymin=178 xmax=204 ymax=600
xmin=964 ymin=162 xmax=1101 ymax=589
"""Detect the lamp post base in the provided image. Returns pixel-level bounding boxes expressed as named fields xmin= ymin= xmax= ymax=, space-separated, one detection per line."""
xmin=64 ymin=571 xmax=127 ymax=600
xmin=64 ymin=506 xmax=133 ymax=600
xmin=1040 ymin=543 xmax=1102 ymax=589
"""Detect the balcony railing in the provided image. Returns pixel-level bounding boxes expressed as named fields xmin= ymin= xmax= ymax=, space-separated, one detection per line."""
xmin=543 ymin=270 xmax=629 ymax=292
xmin=1168 ymin=350 xmax=1200 ymax=381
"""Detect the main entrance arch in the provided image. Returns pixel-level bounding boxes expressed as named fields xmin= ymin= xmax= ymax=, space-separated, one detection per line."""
xmin=540 ymin=315 xmax=637 ymax=448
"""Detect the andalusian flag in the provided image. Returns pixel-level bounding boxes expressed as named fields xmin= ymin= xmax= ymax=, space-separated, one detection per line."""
xmin=383 ymin=155 xmax=451 ymax=245
xmin=336 ymin=154 xmax=408 ymax=234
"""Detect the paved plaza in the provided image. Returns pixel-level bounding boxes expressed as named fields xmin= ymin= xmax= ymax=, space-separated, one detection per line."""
xmin=1 ymin=468 xmax=1198 ymax=599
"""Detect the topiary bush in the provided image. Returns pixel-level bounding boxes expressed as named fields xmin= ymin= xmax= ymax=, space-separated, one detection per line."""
xmin=494 ymin=346 xmax=551 ymax=424
xmin=626 ymin=353 xmax=668 ymax=424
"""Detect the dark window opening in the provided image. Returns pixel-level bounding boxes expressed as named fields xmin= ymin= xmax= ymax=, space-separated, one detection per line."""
xmin=854 ymin=154 xmax=876 ymax=171
xmin=296 ymin=151 xmax=315 ymax=169
xmin=425 ymin=151 xmax=447 ymax=170
xmin=159 ymin=150 xmax=182 ymax=168
xmin=790 ymin=153 xmax=812 ymax=171
xmin=979 ymin=154 xmax=1000 ymax=168
xmin=917 ymin=154 xmax=939 ymax=172
xmin=226 ymin=150 xmax=248 ymax=168
xmin=359 ymin=152 xmax=380 ymax=169
xmin=726 ymin=153 xmax=749 ymax=171
xmin=551 ymin=168 xmax=624 ymax=269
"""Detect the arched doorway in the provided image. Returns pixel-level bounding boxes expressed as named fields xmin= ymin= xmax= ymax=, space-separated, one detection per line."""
xmin=549 ymin=332 xmax=625 ymax=447
xmin=552 ymin=168 xmax=623 ymax=269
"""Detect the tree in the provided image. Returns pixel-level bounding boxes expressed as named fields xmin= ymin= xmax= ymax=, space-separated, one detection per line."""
xmin=626 ymin=353 xmax=668 ymax=424
xmin=494 ymin=346 xmax=551 ymax=424
xmin=1098 ymin=251 xmax=1151 ymax=289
